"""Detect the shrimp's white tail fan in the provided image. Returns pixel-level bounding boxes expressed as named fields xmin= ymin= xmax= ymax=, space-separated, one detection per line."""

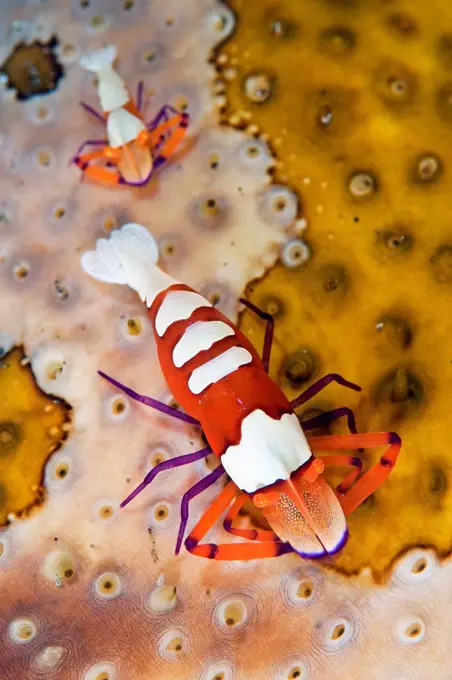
xmin=80 ymin=44 xmax=117 ymax=73
xmin=81 ymin=223 xmax=177 ymax=306
xmin=80 ymin=44 xmax=129 ymax=112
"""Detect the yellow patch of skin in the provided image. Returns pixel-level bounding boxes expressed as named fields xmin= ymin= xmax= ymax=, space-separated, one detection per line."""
xmin=0 ymin=349 xmax=71 ymax=525
xmin=220 ymin=0 xmax=452 ymax=575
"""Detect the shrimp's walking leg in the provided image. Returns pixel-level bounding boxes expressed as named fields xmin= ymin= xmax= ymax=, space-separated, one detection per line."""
xmin=121 ymin=447 xmax=211 ymax=508
xmin=136 ymin=81 xmax=144 ymax=112
xmin=146 ymin=104 xmax=181 ymax=131
xmin=80 ymin=101 xmax=104 ymax=123
xmin=223 ymin=492 xmax=280 ymax=542
xmin=308 ymin=432 xmax=401 ymax=515
xmin=302 ymin=406 xmax=358 ymax=436
xmin=316 ymin=454 xmax=363 ymax=494
xmin=175 ymin=465 xmax=225 ymax=554
xmin=71 ymin=138 xmax=108 ymax=162
xmin=238 ymin=298 xmax=274 ymax=374
xmin=290 ymin=374 xmax=362 ymax=411
xmin=185 ymin=482 xmax=293 ymax=560
xmin=98 ymin=370 xmax=200 ymax=425
xmin=73 ymin=156 xmax=123 ymax=185
xmin=150 ymin=112 xmax=190 ymax=169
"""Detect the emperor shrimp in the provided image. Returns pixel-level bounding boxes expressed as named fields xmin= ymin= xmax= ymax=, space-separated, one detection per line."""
xmin=71 ymin=45 xmax=189 ymax=187
xmin=81 ymin=224 xmax=402 ymax=561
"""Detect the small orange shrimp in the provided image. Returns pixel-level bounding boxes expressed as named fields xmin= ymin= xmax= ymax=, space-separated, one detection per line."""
xmin=71 ymin=45 xmax=189 ymax=187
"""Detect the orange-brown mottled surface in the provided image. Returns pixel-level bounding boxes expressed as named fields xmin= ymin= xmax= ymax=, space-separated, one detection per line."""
xmin=217 ymin=0 xmax=452 ymax=575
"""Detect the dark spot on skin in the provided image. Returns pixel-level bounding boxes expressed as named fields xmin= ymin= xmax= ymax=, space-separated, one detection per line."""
xmin=242 ymin=71 xmax=276 ymax=105
xmin=375 ymin=227 xmax=413 ymax=256
xmin=281 ymin=349 xmax=317 ymax=387
xmin=304 ymin=88 xmax=356 ymax=142
xmin=0 ymin=36 xmax=64 ymax=100
xmin=0 ymin=421 xmax=22 ymax=456
xmin=317 ymin=103 xmax=333 ymax=128
xmin=348 ymin=170 xmax=378 ymax=199
xmin=429 ymin=466 xmax=447 ymax=497
xmin=387 ymin=14 xmax=418 ymax=38
xmin=438 ymin=33 xmax=452 ymax=66
xmin=331 ymin=624 xmax=345 ymax=640
xmin=410 ymin=153 xmax=443 ymax=185
xmin=373 ymin=59 xmax=417 ymax=109
xmin=375 ymin=314 xmax=414 ymax=350
xmin=373 ymin=368 xmax=424 ymax=425
xmin=436 ymin=82 xmax=452 ymax=122
xmin=430 ymin=244 xmax=452 ymax=285
xmin=188 ymin=194 xmax=229 ymax=232
xmin=318 ymin=263 xmax=349 ymax=299
xmin=259 ymin=295 xmax=285 ymax=319
xmin=54 ymin=280 xmax=70 ymax=301
xmin=319 ymin=25 xmax=356 ymax=56
xmin=265 ymin=13 xmax=299 ymax=40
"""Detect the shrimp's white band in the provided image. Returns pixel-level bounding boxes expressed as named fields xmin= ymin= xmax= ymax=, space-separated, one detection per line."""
xmin=222 ymin=411 xmax=312 ymax=493
xmin=155 ymin=290 xmax=212 ymax=337
xmin=188 ymin=346 xmax=252 ymax=395
xmin=173 ymin=320 xmax=235 ymax=368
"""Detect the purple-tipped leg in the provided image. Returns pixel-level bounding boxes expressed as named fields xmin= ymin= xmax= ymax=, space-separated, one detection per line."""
xmin=136 ymin=80 xmax=145 ymax=112
xmin=302 ymin=406 xmax=358 ymax=436
xmin=146 ymin=104 xmax=181 ymax=131
xmin=69 ymin=138 xmax=108 ymax=167
xmin=98 ymin=370 xmax=200 ymax=425
xmin=290 ymin=373 xmax=361 ymax=411
xmin=239 ymin=298 xmax=274 ymax=374
xmin=121 ymin=446 xmax=211 ymax=508
xmin=80 ymin=101 xmax=104 ymax=123
xmin=175 ymin=464 xmax=225 ymax=555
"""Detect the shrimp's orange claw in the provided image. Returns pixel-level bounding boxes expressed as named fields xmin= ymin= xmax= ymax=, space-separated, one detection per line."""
xmin=223 ymin=493 xmax=279 ymax=542
xmin=183 ymin=482 xmax=292 ymax=560
xmin=309 ymin=432 xmax=402 ymax=515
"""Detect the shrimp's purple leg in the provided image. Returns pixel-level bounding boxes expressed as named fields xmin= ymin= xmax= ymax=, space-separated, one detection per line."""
xmin=80 ymin=101 xmax=104 ymax=123
xmin=239 ymin=298 xmax=274 ymax=374
xmin=290 ymin=374 xmax=362 ymax=411
xmin=98 ymin=370 xmax=200 ymax=425
xmin=121 ymin=447 xmax=211 ymax=508
xmin=70 ymin=138 xmax=108 ymax=166
xmin=146 ymin=104 xmax=180 ymax=131
xmin=136 ymin=81 xmax=145 ymax=111
xmin=302 ymin=406 xmax=358 ymax=436
xmin=176 ymin=465 xmax=225 ymax=554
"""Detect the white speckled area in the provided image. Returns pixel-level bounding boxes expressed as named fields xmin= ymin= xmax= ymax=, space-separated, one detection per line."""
xmin=0 ymin=2 xmax=450 ymax=680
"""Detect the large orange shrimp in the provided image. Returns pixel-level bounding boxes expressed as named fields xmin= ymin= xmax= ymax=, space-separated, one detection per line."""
xmin=81 ymin=224 xmax=401 ymax=561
